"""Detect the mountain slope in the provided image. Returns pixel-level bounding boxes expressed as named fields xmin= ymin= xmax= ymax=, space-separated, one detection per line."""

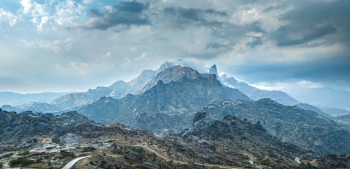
xmin=295 ymin=103 xmax=332 ymax=119
xmin=220 ymin=74 xmax=300 ymax=105
xmin=50 ymin=63 xmax=175 ymax=109
xmin=181 ymin=112 xmax=314 ymax=168
xmin=79 ymin=67 xmax=250 ymax=132
xmin=288 ymin=87 xmax=350 ymax=110
xmin=200 ymin=99 xmax=350 ymax=155
xmin=0 ymin=108 xmax=91 ymax=143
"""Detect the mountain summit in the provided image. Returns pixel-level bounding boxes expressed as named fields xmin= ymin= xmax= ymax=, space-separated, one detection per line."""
xmin=79 ymin=66 xmax=250 ymax=132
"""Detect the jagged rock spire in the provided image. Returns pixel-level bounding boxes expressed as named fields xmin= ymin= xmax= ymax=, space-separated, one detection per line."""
xmin=208 ymin=64 xmax=219 ymax=79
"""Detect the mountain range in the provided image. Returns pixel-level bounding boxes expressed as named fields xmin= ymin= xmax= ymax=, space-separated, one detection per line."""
xmin=0 ymin=92 xmax=67 ymax=107
xmin=79 ymin=66 xmax=250 ymax=132
xmin=1 ymin=62 xmax=350 ymax=168
xmin=0 ymin=108 xmax=316 ymax=168
xmin=287 ymin=87 xmax=350 ymax=110
xmin=75 ymin=65 xmax=350 ymax=155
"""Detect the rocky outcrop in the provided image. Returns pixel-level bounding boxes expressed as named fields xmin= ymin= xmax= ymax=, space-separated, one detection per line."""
xmin=208 ymin=64 xmax=219 ymax=79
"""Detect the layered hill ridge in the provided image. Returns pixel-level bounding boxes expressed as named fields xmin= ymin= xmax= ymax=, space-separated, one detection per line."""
xmin=79 ymin=66 xmax=250 ymax=132
xmin=220 ymin=74 xmax=300 ymax=106
xmin=0 ymin=92 xmax=67 ymax=107
xmin=0 ymin=108 xmax=91 ymax=143
xmin=199 ymin=98 xmax=350 ymax=155
xmin=49 ymin=62 xmax=176 ymax=110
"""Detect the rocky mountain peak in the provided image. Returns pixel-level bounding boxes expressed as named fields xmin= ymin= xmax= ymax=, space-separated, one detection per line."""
xmin=256 ymin=98 xmax=281 ymax=105
xmin=208 ymin=64 xmax=219 ymax=79
xmin=134 ymin=65 xmax=202 ymax=94
xmin=157 ymin=61 xmax=175 ymax=72
xmin=109 ymin=80 xmax=128 ymax=90
xmin=156 ymin=80 xmax=165 ymax=86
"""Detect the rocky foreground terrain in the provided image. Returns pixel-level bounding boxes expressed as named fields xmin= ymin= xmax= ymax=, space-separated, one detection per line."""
xmin=1 ymin=108 xmax=350 ymax=169
xmin=201 ymin=99 xmax=350 ymax=155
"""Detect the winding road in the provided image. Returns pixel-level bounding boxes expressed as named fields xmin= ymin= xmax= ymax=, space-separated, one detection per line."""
xmin=135 ymin=145 xmax=241 ymax=169
xmin=61 ymin=144 xmax=250 ymax=169
xmin=61 ymin=156 xmax=90 ymax=169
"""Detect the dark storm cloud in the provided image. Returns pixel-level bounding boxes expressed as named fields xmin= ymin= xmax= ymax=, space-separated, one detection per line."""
xmin=272 ymin=24 xmax=336 ymax=46
xmin=246 ymin=37 xmax=262 ymax=48
xmin=88 ymin=9 xmax=103 ymax=18
xmin=203 ymin=9 xmax=227 ymax=16
xmin=163 ymin=7 xmax=227 ymax=28
xmin=270 ymin=0 xmax=350 ymax=46
xmin=206 ymin=42 xmax=227 ymax=49
xmin=84 ymin=1 xmax=150 ymax=30
xmin=113 ymin=0 xmax=148 ymax=13
xmin=245 ymin=22 xmax=265 ymax=33
xmin=263 ymin=6 xmax=274 ymax=13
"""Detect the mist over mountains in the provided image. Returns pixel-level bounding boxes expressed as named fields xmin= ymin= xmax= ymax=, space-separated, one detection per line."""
xmin=2 ymin=61 xmax=349 ymax=117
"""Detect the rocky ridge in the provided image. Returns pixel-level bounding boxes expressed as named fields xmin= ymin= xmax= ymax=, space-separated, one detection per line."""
xmin=199 ymin=99 xmax=350 ymax=155
xmin=181 ymin=112 xmax=315 ymax=168
xmin=220 ymin=74 xmax=300 ymax=106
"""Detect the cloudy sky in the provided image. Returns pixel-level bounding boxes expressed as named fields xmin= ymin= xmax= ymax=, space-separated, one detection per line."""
xmin=0 ymin=0 xmax=349 ymax=93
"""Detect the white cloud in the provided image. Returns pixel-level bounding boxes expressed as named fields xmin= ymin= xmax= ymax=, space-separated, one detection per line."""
xmin=134 ymin=52 xmax=146 ymax=61
xmin=20 ymin=38 xmax=73 ymax=52
xmin=37 ymin=16 xmax=49 ymax=31
xmin=54 ymin=0 xmax=85 ymax=26
xmin=31 ymin=17 xmax=37 ymax=23
xmin=32 ymin=2 xmax=49 ymax=16
xmin=83 ymin=0 xmax=94 ymax=4
xmin=21 ymin=0 xmax=32 ymax=14
xmin=0 ymin=9 xmax=18 ymax=26
xmin=104 ymin=6 xmax=113 ymax=11
xmin=251 ymin=80 xmax=324 ymax=92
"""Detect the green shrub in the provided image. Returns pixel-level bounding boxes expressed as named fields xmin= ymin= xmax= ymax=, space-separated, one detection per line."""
xmin=19 ymin=151 xmax=30 ymax=156
xmin=0 ymin=153 xmax=14 ymax=159
xmin=51 ymin=136 xmax=61 ymax=145
xmin=9 ymin=158 xmax=34 ymax=167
